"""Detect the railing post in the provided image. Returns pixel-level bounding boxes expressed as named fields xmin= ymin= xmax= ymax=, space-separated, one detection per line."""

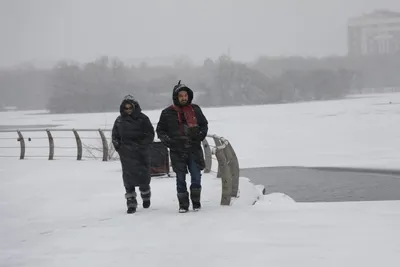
xmin=46 ymin=129 xmax=54 ymax=160
xmin=202 ymin=139 xmax=212 ymax=173
xmin=98 ymin=129 xmax=108 ymax=162
xmin=214 ymin=144 xmax=233 ymax=206
xmin=17 ymin=130 xmax=25 ymax=160
xmin=72 ymin=129 xmax=82 ymax=161
xmin=213 ymin=136 xmax=222 ymax=178
xmin=224 ymin=141 xmax=240 ymax=198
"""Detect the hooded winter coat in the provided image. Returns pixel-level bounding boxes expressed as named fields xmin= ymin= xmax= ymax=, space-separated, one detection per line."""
xmin=112 ymin=98 xmax=155 ymax=189
xmin=156 ymin=83 xmax=208 ymax=173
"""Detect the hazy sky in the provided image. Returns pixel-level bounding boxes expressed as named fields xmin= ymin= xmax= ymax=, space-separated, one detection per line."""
xmin=1 ymin=0 xmax=400 ymax=67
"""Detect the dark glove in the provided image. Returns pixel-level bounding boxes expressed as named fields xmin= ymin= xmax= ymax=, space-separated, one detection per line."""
xmin=188 ymin=126 xmax=202 ymax=141
xmin=168 ymin=136 xmax=190 ymax=150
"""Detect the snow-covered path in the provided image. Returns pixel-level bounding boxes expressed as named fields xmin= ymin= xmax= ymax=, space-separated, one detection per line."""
xmin=1 ymin=159 xmax=400 ymax=267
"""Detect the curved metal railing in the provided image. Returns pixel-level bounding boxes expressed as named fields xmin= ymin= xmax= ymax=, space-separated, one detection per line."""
xmin=0 ymin=128 xmax=240 ymax=206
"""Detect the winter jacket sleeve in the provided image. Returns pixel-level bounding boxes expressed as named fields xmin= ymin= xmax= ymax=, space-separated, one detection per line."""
xmin=112 ymin=117 xmax=121 ymax=151
xmin=192 ymin=105 xmax=208 ymax=141
xmin=156 ymin=109 xmax=173 ymax=147
xmin=140 ymin=114 xmax=155 ymax=145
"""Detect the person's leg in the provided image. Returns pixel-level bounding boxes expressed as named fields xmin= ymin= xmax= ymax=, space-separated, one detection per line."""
xmin=124 ymin=190 xmax=137 ymax=214
xmin=138 ymin=184 xmax=151 ymax=208
xmin=170 ymin=151 xmax=190 ymax=212
xmin=176 ymin=171 xmax=187 ymax=193
xmin=176 ymin=171 xmax=190 ymax=212
xmin=188 ymin=155 xmax=202 ymax=210
xmin=120 ymin=156 xmax=137 ymax=213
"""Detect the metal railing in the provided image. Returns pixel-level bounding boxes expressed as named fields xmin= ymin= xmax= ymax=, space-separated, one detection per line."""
xmin=0 ymin=128 xmax=240 ymax=206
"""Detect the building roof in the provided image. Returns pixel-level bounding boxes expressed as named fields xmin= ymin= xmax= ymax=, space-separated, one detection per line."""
xmin=348 ymin=10 xmax=400 ymax=26
xmin=353 ymin=9 xmax=400 ymax=19
xmin=361 ymin=10 xmax=400 ymax=19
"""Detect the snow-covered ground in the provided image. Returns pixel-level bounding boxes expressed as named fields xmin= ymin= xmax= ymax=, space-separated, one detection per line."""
xmin=1 ymin=93 xmax=400 ymax=266
xmin=1 ymin=159 xmax=400 ymax=267
xmin=1 ymin=92 xmax=400 ymax=169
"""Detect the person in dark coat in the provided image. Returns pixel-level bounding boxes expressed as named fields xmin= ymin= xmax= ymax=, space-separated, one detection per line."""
xmin=112 ymin=95 xmax=155 ymax=214
xmin=156 ymin=81 xmax=208 ymax=213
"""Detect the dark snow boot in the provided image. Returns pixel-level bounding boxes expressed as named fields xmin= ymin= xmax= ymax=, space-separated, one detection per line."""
xmin=177 ymin=192 xmax=190 ymax=213
xmin=125 ymin=192 xmax=138 ymax=214
xmin=140 ymin=187 xmax=151 ymax=209
xmin=190 ymin=187 xmax=202 ymax=211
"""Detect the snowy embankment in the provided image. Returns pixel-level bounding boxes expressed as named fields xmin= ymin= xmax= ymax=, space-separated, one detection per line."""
xmin=1 ymin=159 xmax=400 ymax=266
xmin=1 ymin=92 xmax=400 ymax=169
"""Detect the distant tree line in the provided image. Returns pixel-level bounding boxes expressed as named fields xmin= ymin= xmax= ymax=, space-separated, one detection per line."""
xmin=1 ymin=53 xmax=400 ymax=113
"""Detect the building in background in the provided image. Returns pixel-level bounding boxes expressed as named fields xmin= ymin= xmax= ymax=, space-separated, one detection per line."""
xmin=347 ymin=10 xmax=400 ymax=56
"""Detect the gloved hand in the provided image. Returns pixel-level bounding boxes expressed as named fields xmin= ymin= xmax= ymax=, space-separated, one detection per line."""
xmin=188 ymin=126 xmax=202 ymax=141
xmin=168 ymin=136 xmax=190 ymax=150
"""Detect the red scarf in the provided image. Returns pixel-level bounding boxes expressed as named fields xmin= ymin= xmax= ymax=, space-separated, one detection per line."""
xmin=171 ymin=104 xmax=198 ymax=134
